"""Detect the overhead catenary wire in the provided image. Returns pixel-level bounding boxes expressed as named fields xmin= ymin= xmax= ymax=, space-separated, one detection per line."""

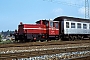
xmin=43 ymin=0 xmax=84 ymax=8
xmin=43 ymin=0 xmax=90 ymax=19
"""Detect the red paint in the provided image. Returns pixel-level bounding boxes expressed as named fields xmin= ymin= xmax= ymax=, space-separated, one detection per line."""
xmin=17 ymin=20 xmax=59 ymax=38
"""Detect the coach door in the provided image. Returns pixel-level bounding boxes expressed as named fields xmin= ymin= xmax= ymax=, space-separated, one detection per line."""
xmin=54 ymin=22 xmax=59 ymax=35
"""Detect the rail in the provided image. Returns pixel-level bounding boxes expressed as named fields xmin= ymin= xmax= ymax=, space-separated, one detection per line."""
xmin=0 ymin=47 xmax=90 ymax=60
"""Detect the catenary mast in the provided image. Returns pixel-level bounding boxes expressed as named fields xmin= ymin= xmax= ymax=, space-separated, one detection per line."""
xmin=85 ymin=0 xmax=90 ymax=19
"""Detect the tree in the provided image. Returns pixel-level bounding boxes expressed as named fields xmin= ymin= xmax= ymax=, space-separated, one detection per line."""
xmin=2 ymin=30 xmax=3 ymax=33
xmin=0 ymin=35 xmax=2 ymax=42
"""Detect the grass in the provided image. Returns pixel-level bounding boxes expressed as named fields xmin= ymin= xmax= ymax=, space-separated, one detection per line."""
xmin=0 ymin=40 xmax=13 ymax=44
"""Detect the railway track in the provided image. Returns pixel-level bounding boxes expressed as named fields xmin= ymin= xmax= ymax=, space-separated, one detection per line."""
xmin=0 ymin=43 xmax=90 ymax=54
xmin=71 ymin=56 xmax=90 ymax=60
xmin=0 ymin=40 xmax=90 ymax=48
xmin=0 ymin=40 xmax=90 ymax=60
xmin=0 ymin=44 xmax=90 ymax=60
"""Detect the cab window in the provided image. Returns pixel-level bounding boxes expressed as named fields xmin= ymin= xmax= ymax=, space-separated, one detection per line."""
xmin=55 ymin=23 xmax=59 ymax=29
xmin=44 ymin=21 xmax=48 ymax=27
xmin=50 ymin=21 xmax=53 ymax=27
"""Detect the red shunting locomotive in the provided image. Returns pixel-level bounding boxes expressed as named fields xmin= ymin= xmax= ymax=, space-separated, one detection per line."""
xmin=14 ymin=20 xmax=59 ymax=42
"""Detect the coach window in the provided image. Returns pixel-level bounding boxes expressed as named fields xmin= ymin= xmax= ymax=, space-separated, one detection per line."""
xmin=66 ymin=22 xmax=69 ymax=28
xmin=71 ymin=23 xmax=75 ymax=28
xmin=89 ymin=24 xmax=90 ymax=29
xmin=77 ymin=23 xmax=81 ymax=28
xmin=83 ymin=24 xmax=87 ymax=29
xmin=50 ymin=21 xmax=53 ymax=27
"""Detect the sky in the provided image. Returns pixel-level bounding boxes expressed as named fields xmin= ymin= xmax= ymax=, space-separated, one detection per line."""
xmin=0 ymin=0 xmax=90 ymax=31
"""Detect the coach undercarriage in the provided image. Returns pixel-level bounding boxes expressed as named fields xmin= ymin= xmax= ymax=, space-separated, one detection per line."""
xmin=60 ymin=34 xmax=90 ymax=41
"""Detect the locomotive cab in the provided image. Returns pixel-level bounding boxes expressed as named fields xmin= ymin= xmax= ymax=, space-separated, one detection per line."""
xmin=48 ymin=20 xmax=59 ymax=40
xmin=36 ymin=20 xmax=59 ymax=40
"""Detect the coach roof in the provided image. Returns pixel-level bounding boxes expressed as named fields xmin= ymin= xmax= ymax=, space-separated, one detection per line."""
xmin=54 ymin=16 xmax=90 ymax=22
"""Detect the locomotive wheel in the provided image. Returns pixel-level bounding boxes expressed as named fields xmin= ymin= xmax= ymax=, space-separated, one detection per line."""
xmin=25 ymin=39 xmax=30 ymax=42
xmin=40 ymin=40 xmax=44 ymax=42
xmin=40 ymin=38 xmax=46 ymax=42
xmin=46 ymin=38 xmax=51 ymax=42
xmin=33 ymin=40 xmax=36 ymax=42
xmin=55 ymin=37 xmax=59 ymax=40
